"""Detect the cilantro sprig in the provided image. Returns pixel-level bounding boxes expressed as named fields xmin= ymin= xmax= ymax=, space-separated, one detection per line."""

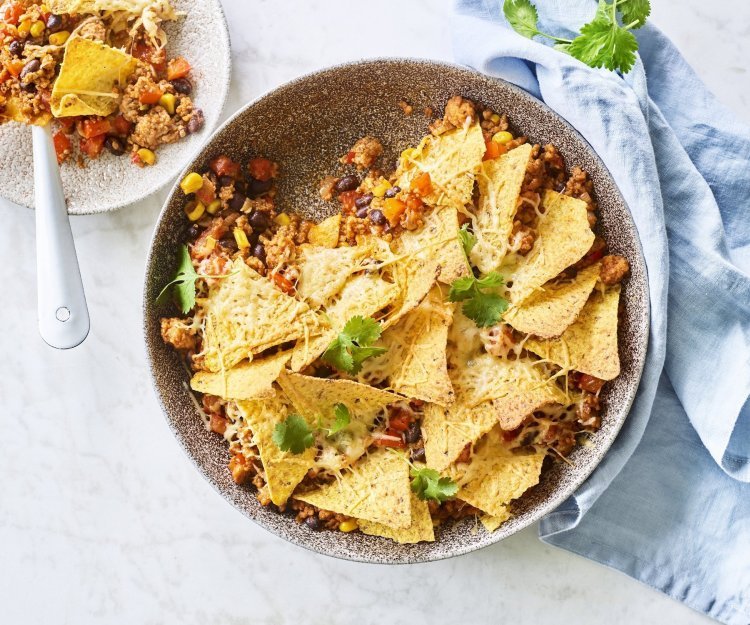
xmin=410 ymin=466 xmax=458 ymax=503
xmin=321 ymin=316 xmax=387 ymax=374
xmin=272 ymin=414 xmax=315 ymax=454
xmin=458 ymin=223 xmax=477 ymax=259
xmin=503 ymin=0 xmax=650 ymax=74
xmin=449 ymin=272 xmax=509 ymax=328
xmin=328 ymin=403 xmax=351 ymax=436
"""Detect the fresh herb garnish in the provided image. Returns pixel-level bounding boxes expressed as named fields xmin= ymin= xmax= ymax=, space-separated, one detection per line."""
xmin=503 ymin=0 xmax=650 ymax=74
xmin=321 ymin=316 xmax=387 ymax=374
xmin=328 ymin=403 xmax=352 ymax=436
xmin=410 ymin=466 xmax=458 ymax=503
xmin=458 ymin=224 xmax=477 ymax=258
xmin=449 ymin=272 xmax=509 ymax=327
xmin=272 ymin=414 xmax=315 ymax=454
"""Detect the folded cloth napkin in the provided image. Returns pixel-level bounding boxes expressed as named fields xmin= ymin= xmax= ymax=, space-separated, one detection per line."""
xmin=452 ymin=1 xmax=750 ymax=622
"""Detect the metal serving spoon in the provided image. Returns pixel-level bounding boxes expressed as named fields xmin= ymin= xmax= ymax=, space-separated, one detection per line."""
xmin=32 ymin=125 xmax=90 ymax=349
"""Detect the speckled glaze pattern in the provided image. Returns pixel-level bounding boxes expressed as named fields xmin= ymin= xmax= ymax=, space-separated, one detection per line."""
xmin=143 ymin=59 xmax=649 ymax=564
xmin=0 ymin=0 xmax=231 ymax=215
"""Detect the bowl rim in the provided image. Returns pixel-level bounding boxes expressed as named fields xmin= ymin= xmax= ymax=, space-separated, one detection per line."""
xmin=143 ymin=57 xmax=650 ymax=564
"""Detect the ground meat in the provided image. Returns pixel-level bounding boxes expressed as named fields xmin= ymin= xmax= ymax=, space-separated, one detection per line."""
xmin=119 ymin=71 xmax=155 ymax=122
xmin=564 ymin=166 xmax=598 ymax=215
xmin=343 ymin=136 xmax=383 ymax=170
xmin=577 ymin=393 xmax=601 ymax=428
xmin=428 ymin=498 xmax=480 ymax=522
xmin=75 ymin=16 xmax=107 ymax=42
xmin=398 ymin=100 xmax=414 ymax=115
xmin=480 ymin=323 xmax=517 ymax=358
xmin=600 ymin=254 xmax=630 ymax=285
xmin=289 ymin=499 xmax=353 ymax=531
xmin=130 ymin=106 xmax=185 ymax=149
xmin=174 ymin=95 xmax=193 ymax=122
xmin=229 ymin=453 xmax=255 ymax=485
xmin=443 ymin=95 xmax=477 ymax=128
xmin=160 ymin=317 xmax=196 ymax=351
xmin=319 ymin=176 xmax=337 ymax=201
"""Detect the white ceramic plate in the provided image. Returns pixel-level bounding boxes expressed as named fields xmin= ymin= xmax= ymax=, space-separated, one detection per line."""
xmin=0 ymin=0 xmax=231 ymax=214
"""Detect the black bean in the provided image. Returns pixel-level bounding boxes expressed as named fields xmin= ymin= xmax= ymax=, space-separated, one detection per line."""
xmin=218 ymin=175 xmax=234 ymax=187
xmin=170 ymin=78 xmax=192 ymax=95
xmin=304 ymin=515 xmax=321 ymax=531
xmin=104 ymin=136 xmax=125 ymax=156
xmin=188 ymin=224 xmax=201 ymax=240
xmin=248 ymin=177 xmax=273 ymax=198
xmin=248 ymin=209 xmax=270 ymax=232
xmin=20 ymin=81 xmax=36 ymax=93
xmin=9 ymin=40 xmax=24 ymax=57
xmin=219 ymin=236 xmax=238 ymax=252
xmin=355 ymin=206 xmax=369 ymax=219
xmin=234 ymin=179 xmax=247 ymax=194
xmin=186 ymin=108 xmax=204 ymax=134
xmin=354 ymin=193 xmax=373 ymax=209
xmin=229 ymin=192 xmax=246 ymax=212
xmin=369 ymin=209 xmax=386 ymax=225
xmin=405 ymin=422 xmax=422 ymax=445
xmin=384 ymin=185 xmax=401 ymax=198
xmin=19 ymin=58 xmax=40 ymax=80
xmin=410 ymin=447 xmax=426 ymax=463
xmin=46 ymin=14 xmax=63 ymax=32
xmin=251 ymin=243 xmax=266 ymax=263
xmin=334 ymin=174 xmax=359 ymax=193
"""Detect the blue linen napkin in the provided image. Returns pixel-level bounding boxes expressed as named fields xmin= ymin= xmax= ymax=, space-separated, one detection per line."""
xmin=452 ymin=2 xmax=750 ymax=622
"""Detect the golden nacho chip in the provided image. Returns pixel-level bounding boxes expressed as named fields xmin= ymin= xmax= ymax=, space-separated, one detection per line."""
xmin=363 ymin=287 xmax=455 ymax=406
xmin=296 ymin=243 xmax=373 ymax=309
xmin=295 ymin=448 xmax=412 ymax=528
xmin=236 ymin=394 xmax=317 ymax=506
xmin=480 ymin=511 xmax=511 ymax=532
xmin=189 ymin=351 xmax=290 ymax=400
xmin=526 ymin=285 xmax=621 ymax=380
xmin=51 ymin=37 xmax=138 ymax=118
xmin=508 ymin=190 xmax=595 ymax=304
xmin=359 ymin=492 xmax=435 ymax=544
xmin=396 ymin=123 xmax=485 ymax=211
xmin=290 ymin=273 xmax=399 ymax=371
xmin=202 ymin=261 xmax=323 ymax=373
xmin=449 ymin=429 xmax=545 ymax=518
xmin=470 ymin=143 xmax=533 ymax=274
xmin=505 ymin=262 xmax=601 ymax=338
xmin=307 ymin=214 xmax=341 ymax=248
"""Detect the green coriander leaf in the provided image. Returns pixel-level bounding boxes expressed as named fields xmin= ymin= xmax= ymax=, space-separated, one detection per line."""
xmin=410 ymin=467 xmax=458 ymax=503
xmin=475 ymin=272 xmax=504 ymax=289
xmin=462 ymin=291 xmax=509 ymax=328
xmin=321 ymin=337 xmax=355 ymax=373
xmin=272 ymin=414 xmax=314 ymax=454
xmin=568 ymin=2 xmax=639 ymax=73
xmin=155 ymin=244 xmax=200 ymax=314
xmin=458 ymin=224 xmax=477 ymax=259
xmin=350 ymin=346 xmax=387 ymax=374
xmin=502 ymin=0 xmax=540 ymax=39
xmin=341 ymin=315 xmax=382 ymax=347
xmin=448 ymin=276 xmax=477 ymax=302
xmin=328 ymin=403 xmax=351 ymax=436
xmin=618 ymin=0 xmax=650 ymax=28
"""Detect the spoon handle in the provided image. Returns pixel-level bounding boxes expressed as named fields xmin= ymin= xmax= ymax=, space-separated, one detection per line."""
xmin=33 ymin=124 xmax=90 ymax=349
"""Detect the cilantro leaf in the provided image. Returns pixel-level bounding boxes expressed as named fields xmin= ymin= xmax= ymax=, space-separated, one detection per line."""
xmin=272 ymin=414 xmax=314 ymax=454
xmin=321 ymin=316 xmax=386 ymax=374
xmin=502 ymin=0 xmax=540 ymax=39
xmin=156 ymin=245 xmax=199 ymax=314
xmin=567 ymin=4 xmax=639 ymax=73
xmin=410 ymin=467 xmax=458 ymax=503
xmin=618 ymin=0 xmax=650 ymax=28
xmin=458 ymin=224 xmax=477 ymax=259
xmin=328 ymin=403 xmax=351 ymax=436
xmin=448 ymin=271 xmax=508 ymax=328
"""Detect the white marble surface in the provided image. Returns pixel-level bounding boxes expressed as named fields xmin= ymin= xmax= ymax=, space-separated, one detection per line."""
xmin=1 ymin=1 xmax=747 ymax=623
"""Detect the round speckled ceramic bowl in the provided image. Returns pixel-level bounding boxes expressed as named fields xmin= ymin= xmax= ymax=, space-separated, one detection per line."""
xmin=143 ymin=59 xmax=649 ymax=564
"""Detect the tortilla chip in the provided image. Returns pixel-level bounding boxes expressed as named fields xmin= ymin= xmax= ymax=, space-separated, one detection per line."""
xmin=505 ymin=262 xmax=601 ymax=338
xmin=203 ymin=260 xmax=324 ymax=372
xmin=359 ymin=492 xmax=435 ymax=543
xmin=296 ymin=242 xmax=373 ymax=309
xmin=480 ymin=511 xmax=511 ymax=532
xmin=51 ymin=37 xmax=137 ymax=118
xmin=526 ymin=285 xmax=621 ymax=380
xmin=363 ymin=287 xmax=455 ymax=406
xmin=423 ymin=355 xmax=567 ymax=470
xmin=470 ymin=144 xmax=533 ymax=274
xmin=449 ymin=429 xmax=545 ymax=518
xmin=396 ymin=123 xmax=485 ymax=211
xmin=295 ymin=448 xmax=412 ymax=528
xmin=307 ymin=214 xmax=341 ymax=248
xmin=189 ymin=351 xmax=290 ymax=400
xmin=508 ymin=190 xmax=594 ymax=304
xmin=290 ymin=273 xmax=399 ymax=371
xmin=236 ymin=395 xmax=317 ymax=506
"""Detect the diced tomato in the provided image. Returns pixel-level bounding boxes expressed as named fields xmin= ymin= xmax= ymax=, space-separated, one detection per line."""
xmin=388 ymin=414 xmax=411 ymax=433
xmin=410 ymin=172 xmax=433 ymax=197
xmin=404 ymin=193 xmax=423 ymax=212
xmin=111 ymin=114 xmax=132 ymax=136
xmin=195 ymin=176 xmax=216 ymax=205
xmin=5 ymin=59 xmax=24 ymax=78
xmin=374 ymin=431 xmax=406 ymax=448
xmin=338 ymin=190 xmax=359 ymax=213
xmin=139 ymin=86 xmax=163 ymax=105
xmin=382 ymin=197 xmax=407 ymax=226
xmin=166 ymin=56 xmax=191 ymax=81
xmin=80 ymin=134 xmax=106 ymax=159
xmin=78 ymin=117 xmax=111 ymax=139
xmin=209 ymin=413 xmax=227 ymax=435
xmin=578 ymin=374 xmax=606 ymax=393
xmin=584 ymin=247 xmax=605 ymax=264
xmin=52 ymin=130 xmax=71 ymax=164
xmin=3 ymin=2 xmax=24 ymax=25
xmin=58 ymin=116 xmax=78 ymax=132
xmin=131 ymin=151 xmax=143 ymax=167
xmin=343 ymin=150 xmax=355 ymax=164
xmin=272 ymin=272 xmax=295 ymax=294
xmin=209 ymin=155 xmax=240 ymax=178
xmin=248 ymin=157 xmax=275 ymax=182
xmin=483 ymin=139 xmax=507 ymax=161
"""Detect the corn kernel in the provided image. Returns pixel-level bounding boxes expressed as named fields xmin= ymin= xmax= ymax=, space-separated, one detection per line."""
xmin=400 ymin=147 xmax=415 ymax=162
xmin=184 ymin=201 xmax=205 ymax=221
xmin=492 ymin=131 xmax=513 ymax=144
xmin=159 ymin=92 xmax=176 ymax=115
xmin=338 ymin=520 xmax=358 ymax=533
xmin=180 ymin=172 xmax=203 ymax=195
xmin=17 ymin=20 xmax=31 ymax=36
xmin=372 ymin=180 xmax=392 ymax=198
xmin=206 ymin=199 xmax=222 ymax=215
xmin=274 ymin=213 xmax=291 ymax=227
xmin=137 ymin=148 xmax=156 ymax=165
xmin=205 ymin=235 xmax=217 ymax=253
xmin=233 ymin=227 xmax=250 ymax=249
xmin=40 ymin=4 xmax=50 ymax=13
xmin=48 ymin=30 xmax=70 ymax=46
xmin=29 ymin=20 xmax=45 ymax=38
xmin=490 ymin=113 xmax=501 ymax=124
